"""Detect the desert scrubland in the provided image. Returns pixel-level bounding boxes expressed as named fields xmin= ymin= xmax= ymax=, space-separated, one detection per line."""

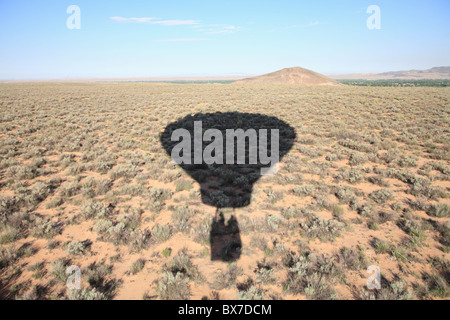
xmin=0 ymin=83 xmax=449 ymax=300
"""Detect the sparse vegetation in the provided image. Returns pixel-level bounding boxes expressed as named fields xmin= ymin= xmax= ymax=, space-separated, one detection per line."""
xmin=0 ymin=83 xmax=448 ymax=300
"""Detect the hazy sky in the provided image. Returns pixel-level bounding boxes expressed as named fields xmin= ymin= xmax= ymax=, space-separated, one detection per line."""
xmin=1 ymin=0 xmax=449 ymax=79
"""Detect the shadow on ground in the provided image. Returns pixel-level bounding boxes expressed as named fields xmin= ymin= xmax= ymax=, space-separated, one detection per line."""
xmin=160 ymin=112 xmax=296 ymax=262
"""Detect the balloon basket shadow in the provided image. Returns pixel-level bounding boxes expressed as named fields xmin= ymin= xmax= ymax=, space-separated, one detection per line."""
xmin=209 ymin=209 xmax=242 ymax=262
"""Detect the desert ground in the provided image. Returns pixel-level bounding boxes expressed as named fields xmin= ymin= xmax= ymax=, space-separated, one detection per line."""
xmin=0 ymin=82 xmax=449 ymax=300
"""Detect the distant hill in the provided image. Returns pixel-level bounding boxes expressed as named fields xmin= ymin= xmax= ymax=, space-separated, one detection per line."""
xmin=331 ymin=66 xmax=450 ymax=80
xmin=234 ymin=67 xmax=340 ymax=85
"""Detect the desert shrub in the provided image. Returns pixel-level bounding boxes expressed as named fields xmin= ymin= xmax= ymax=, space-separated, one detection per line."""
xmin=336 ymin=168 xmax=364 ymax=184
xmin=30 ymin=182 xmax=50 ymax=202
xmin=68 ymin=163 xmax=86 ymax=176
xmin=151 ymin=224 xmax=172 ymax=243
xmin=161 ymin=248 xmax=172 ymax=258
xmin=67 ymin=288 xmax=107 ymax=300
xmin=0 ymin=211 xmax=32 ymax=243
xmin=130 ymin=259 xmax=146 ymax=275
xmin=303 ymin=273 xmax=338 ymax=300
xmin=93 ymin=153 xmax=116 ymax=174
xmin=358 ymin=280 xmax=413 ymax=300
xmin=422 ymin=273 xmax=449 ymax=298
xmin=149 ymin=187 xmax=172 ymax=202
xmin=211 ymin=263 xmax=243 ymax=290
xmin=325 ymin=153 xmax=339 ymax=161
xmin=20 ymin=284 xmax=48 ymax=300
xmin=0 ymin=195 xmax=18 ymax=217
xmin=433 ymin=222 xmax=450 ymax=251
xmin=429 ymin=162 xmax=450 ymax=175
xmin=237 ymin=285 xmax=266 ymax=300
xmin=171 ymin=206 xmax=195 ymax=233
xmin=398 ymin=218 xmax=427 ymax=247
xmin=65 ymin=241 xmax=87 ymax=256
xmin=284 ymin=254 xmax=341 ymax=299
xmin=334 ymin=186 xmax=357 ymax=204
xmin=45 ymin=195 xmax=64 ymax=209
xmin=99 ymin=221 xmax=150 ymax=252
xmin=94 ymin=219 xmax=113 ymax=234
xmin=397 ymin=155 xmax=418 ymax=168
xmin=427 ymin=203 xmax=450 ymax=218
xmin=357 ymin=203 xmax=374 ymax=217
xmin=408 ymin=177 xmax=442 ymax=200
xmin=0 ymin=246 xmax=20 ymax=269
xmin=156 ymin=272 xmax=190 ymax=300
xmin=348 ymin=152 xmax=368 ymax=166
xmin=28 ymin=262 xmax=46 ymax=280
xmin=109 ymin=165 xmax=139 ymax=180
xmin=339 ymin=139 xmax=375 ymax=153
xmin=331 ymin=205 xmax=345 ymax=220
xmin=83 ymin=262 xmax=113 ymax=288
xmin=300 ymin=216 xmax=344 ymax=241
xmin=367 ymin=175 xmax=389 ymax=187
xmin=175 ymin=179 xmax=193 ymax=192
xmin=6 ymin=165 xmax=36 ymax=180
xmin=193 ymin=219 xmax=211 ymax=244
xmin=127 ymin=228 xmax=151 ymax=252
xmin=60 ymin=182 xmax=80 ymax=198
xmin=372 ymin=239 xmax=391 ymax=254
xmin=265 ymin=189 xmax=285 ymax=204
xmin=159 ymin=170 xmax=181 ymax=183
xmin=81 ymin=178 xmax=112 ymax=197
xmin=266 ymin=214 xmax=283 ymax=231
xmin=81 ymin=200 xmax=112 ymax=220
xmin=292 ymin=184 xmax=316 ymax=197
xmin=369 ymin=189 xmax=394 ymax=204
xmin=281 ymin=206 xmax=301 ymax=220
xmin=59 ymin=154 xmax=76 ymax=168
xmin=51 ymin=259 xmax=70 ymax=284
xmin=31 ymin=217 xmax=60 ymax=239
xmin=164 ymin=250 xmax=200 ymax=280
xmin=255 ymin=261 xmax=276 ymax=284
xmin=118 ymin=183 xmax=147 ymax=197
xmin=339 ymin=247 xmax=368 ymax=270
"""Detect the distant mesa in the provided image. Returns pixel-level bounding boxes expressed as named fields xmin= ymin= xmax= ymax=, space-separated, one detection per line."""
xmin=233 ymin=67 xmax=340 ymax=86
xmin=331 ymin=66 xmax=450 ymax=80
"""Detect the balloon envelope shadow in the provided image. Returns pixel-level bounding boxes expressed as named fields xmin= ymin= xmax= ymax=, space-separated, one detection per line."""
xmin=160 ymin=112 xmax=296 ymax=261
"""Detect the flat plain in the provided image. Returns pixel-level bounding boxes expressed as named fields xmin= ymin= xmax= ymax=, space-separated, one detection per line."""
xmin=0 ymin=83 xmax=449 ymax=300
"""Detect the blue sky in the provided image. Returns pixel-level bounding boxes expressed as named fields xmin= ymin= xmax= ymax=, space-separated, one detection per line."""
xmin=1 ymin=0 xmax=449 ymax=79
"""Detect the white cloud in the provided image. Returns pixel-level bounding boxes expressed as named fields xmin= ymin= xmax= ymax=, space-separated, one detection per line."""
xmin=157 ymin=38 xmax=210 ymax=42
xmin=197 ymin=24 xmax=241 ymax=35
xmin=110 ymin=16 xmax=199 ymax=26
xmin=285 ymin=21 xmax=322 ymax=29
xmin=110 ymin=16 xmax=241 ymax=35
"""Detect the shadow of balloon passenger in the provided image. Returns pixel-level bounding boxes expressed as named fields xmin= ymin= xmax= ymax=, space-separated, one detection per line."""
xmin=160 ymin=112 xmax=296 ymax=261
xmin=210 ymin=212 xmax=242 ymax=261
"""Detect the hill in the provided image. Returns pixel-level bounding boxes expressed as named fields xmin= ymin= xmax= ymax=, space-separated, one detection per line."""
xmin=331 ymin=66 xmax=450 ymax=80
xmin=234 ymin=67 xmax=341 ymax=85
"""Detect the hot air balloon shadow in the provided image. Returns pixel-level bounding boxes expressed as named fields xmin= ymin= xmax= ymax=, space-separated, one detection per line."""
xmin=160 ymin=112 xmax=296 ymax=262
